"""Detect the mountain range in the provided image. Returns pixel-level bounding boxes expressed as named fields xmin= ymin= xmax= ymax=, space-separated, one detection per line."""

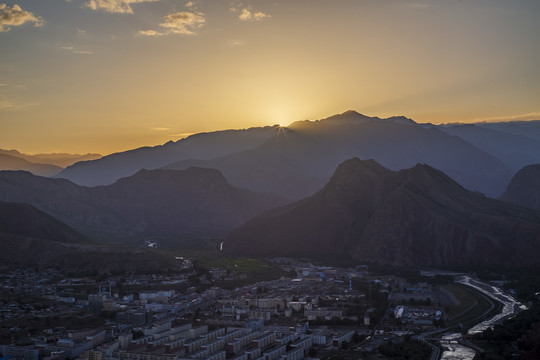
xmin=0 ymin=167 xmax=285 ymax=243
xmin=54 ymin=111 xmax=540 ymax=200
xmin=57 ymin=126 xmax=280 ymax=186
xmin=4 ymin=110 xmax=540 ymax=268
xmin=225 ymin=158 xmax=540 ymax=266
xmin=164 ymin=111 xmax=513 ymax=199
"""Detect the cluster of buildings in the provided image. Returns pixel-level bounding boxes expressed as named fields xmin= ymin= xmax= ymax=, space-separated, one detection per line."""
xmin=392 ymin=306 xmax=443 ymax=326
xmin=0 ymin=259 xmax=454 ymax=360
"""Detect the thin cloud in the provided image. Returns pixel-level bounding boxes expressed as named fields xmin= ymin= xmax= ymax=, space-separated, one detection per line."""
xmin=85 ymin=0 xmax=159 ymax=14
xmin=62 ymin=46 xmax=93 ymax=55
xmin=185 ymin=1 xmax=195 ymax=9
xmin=151 ymin=127 xmax=170 ymax=131
xmin=138 ymin=11 xmax=205 ymax=36
xmin=236 ymin=7 xmax=270 ymax=21
xmin=229 ymin=39 xmax=246 ymax=47
xmin=0 ymin=4 xmax=44 ymax=32
xmin=160 ymin=11 xmax=205 ymax=34
xmin=137 ymin=29 xmax=164 ymax=37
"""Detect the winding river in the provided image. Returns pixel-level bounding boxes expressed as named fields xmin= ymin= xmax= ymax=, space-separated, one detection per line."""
xmin=423 ymin=272 xmax=525 ymax=360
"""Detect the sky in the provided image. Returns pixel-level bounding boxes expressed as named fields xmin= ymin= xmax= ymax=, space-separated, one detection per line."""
xmin=1 ymin=0 xmax=539 ymax=155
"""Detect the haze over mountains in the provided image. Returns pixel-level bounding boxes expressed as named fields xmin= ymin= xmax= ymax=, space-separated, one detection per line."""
xmin=226 ymin=158 xmax=540 ymax=266
xmin=428 ymin=123 xmax=540 ymax=171
xmin=0 ymin=149 xmax=101 ymax=177
xmin=0 ymin=168 xmax=285 ymax=243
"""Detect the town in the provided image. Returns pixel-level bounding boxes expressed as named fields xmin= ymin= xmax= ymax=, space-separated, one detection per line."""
xmin=0 ymin=256 xmax=475 ymax=360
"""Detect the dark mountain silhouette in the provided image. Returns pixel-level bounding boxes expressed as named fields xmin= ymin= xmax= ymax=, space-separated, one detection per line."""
xmin=225 ymin=158 xmax=540 ymax=266
xmin=165 ymin=111 xmax=513 ymax=199
xmin=0 ymin=168 xmax=286 ymax=243
xmin=430 ymin=124 xmax=540 ymax=173
xmin=58 ymin=126 xmax=280 ymax=186
xmin=0 ymin=149 xmax=101 ymax=168
xmin=0 ymin=200 xmax=89 ymax=243
xmin=500 ymin=164 xmax=540 ymax=210
xmin=0 ymin=201 xmax=178 ymax=272
xmin=0 ymin=153 xmax=62 ymax=177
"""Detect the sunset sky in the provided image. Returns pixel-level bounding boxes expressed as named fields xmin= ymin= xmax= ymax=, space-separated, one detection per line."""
xmin=1 ymin=0 xmax=539 ymax=155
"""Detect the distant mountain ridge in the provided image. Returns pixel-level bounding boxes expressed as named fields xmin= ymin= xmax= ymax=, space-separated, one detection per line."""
xmin=165 ymin=111 xmax=513 ymax=199
xmin=0 ymin=149 xmax=101 ymax=167
xmin=53 ymin=111 xmax=540 ymax=200
xmin=0 ymin=153 xmax=63 ymax=177
xmin=427 ymin=123 xmax=540 ymax=172
xmin=225 ymin=158 xmax=540 ymax=266
xmin=0 ymin=168 xmax=286 ymax=243
xmin=58 ymin=126 xmax=280 ymax=186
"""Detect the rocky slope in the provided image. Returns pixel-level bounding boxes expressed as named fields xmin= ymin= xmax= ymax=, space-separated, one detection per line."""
xmin=225 ymin=158 xmax=540 ymax=266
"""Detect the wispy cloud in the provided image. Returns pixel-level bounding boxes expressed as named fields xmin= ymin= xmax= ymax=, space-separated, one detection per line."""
xmin=138 ymin=11 xmax=205 ymax=36
xmin=62 ymin=46 xmax=93 ymax=55
xmin=0 ymin=4 xmax=44 ymax=32
xmin=84 ymin=0 xmax=159 ymax=14
xmin=234 ymin=6 xmax=270 ymax=21
xmin=151 ymin=127 xmax=170 ymax=131
xmin=137 ymin=29 xmax=164 ymax=37
xmin=229 ymin=39 xmax=246 ymax=47
xmin=185 ymin=1 xmax=196 ymax=9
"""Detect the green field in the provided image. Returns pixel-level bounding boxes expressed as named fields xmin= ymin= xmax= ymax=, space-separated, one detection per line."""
xmin=153 ymin=244 xmax=293 ymax=287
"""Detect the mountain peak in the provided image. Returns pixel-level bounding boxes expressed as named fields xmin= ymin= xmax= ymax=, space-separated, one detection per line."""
xmin=226 ymin=158 xmax=540 ymax=266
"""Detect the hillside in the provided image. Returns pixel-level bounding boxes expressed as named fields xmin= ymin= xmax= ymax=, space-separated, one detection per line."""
xmin=0 ymin=168 xmax=287 ymax=243
xmin=500 ymin=164 xmax=540 ymax=209
xmin=225 ymin=158 xmax=540 ymax=266
xmin=0 ymin=201 xmax=174 ymax=273
xmin=0 ymin=201 xmax=89 ymax=244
